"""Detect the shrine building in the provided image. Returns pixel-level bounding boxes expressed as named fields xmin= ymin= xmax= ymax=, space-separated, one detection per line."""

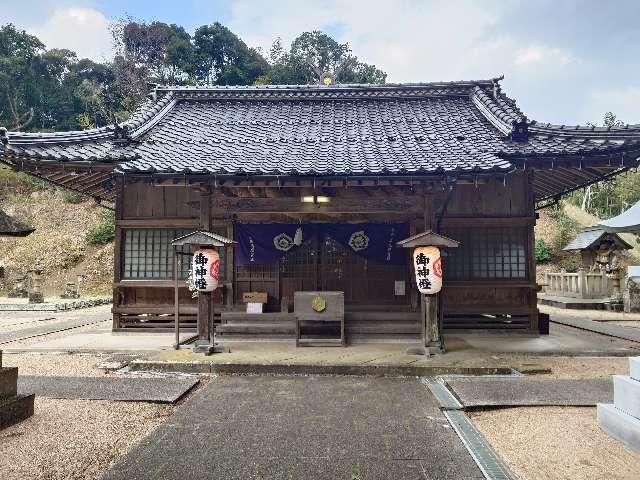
xmin=2 ymin=78 xmax=640 ymax=339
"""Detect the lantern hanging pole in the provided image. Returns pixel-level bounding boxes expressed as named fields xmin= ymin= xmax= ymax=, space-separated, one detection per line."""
xmin=174 ymin=247 xmax=180 ymax=350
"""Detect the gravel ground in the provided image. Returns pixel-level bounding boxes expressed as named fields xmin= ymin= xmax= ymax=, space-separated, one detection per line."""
xmin=539 ymin=304 xmax=640 ymax=321
xmin=0 ymin=397 xmax=172 ymax=480
xmin=2 ymin=352 xmax=110 ymax=377
xmin=516 ymin=356 xmax=632 ymax=379
xmin=469 ymin=406 xmax=640 ymax=480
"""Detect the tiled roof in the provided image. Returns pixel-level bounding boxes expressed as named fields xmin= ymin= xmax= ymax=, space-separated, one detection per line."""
xmin=563 ymin=228 xmax=632 ymax=251
xmin=2 ymin=79 xmax=640 ymax=178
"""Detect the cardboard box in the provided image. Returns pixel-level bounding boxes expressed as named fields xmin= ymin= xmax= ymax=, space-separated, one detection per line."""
xmin=243 ymin=292 xmax=268 ymax=304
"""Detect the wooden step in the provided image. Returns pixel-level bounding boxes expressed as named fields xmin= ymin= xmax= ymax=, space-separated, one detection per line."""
xmin=217 ymin=322 xmax=296 ymax=335
xmin=345 ymin=312 xmax=420 ymax=322
xmin=0 ymin=394 xmax=34 ymax=430
xmin=221 ymin=312 xmax=296 ymax=324
xmin=346 ymin=322 xmax=421 ymax=335
xmin=345 ymin=304 xmax=413 ymax=312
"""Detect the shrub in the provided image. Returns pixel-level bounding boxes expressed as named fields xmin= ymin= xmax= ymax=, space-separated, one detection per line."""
xmin=61 ymin=252 xmax=85 ymax=269
xmin=534 ymin=239 xmax=552 ymax=263
xmin=61 ymin=189 xmax=84 ymax=204
xmin=0 ymin=167 xmax=49 ymax=197
xmin=87 ymin=209 xmax=115 ymax=245
xmin=559 ymin=254 xmax=581 ymax=273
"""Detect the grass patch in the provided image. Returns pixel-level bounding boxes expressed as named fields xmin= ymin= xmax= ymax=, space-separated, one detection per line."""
xmin=87 ymin=209 xmax=115 ymax=245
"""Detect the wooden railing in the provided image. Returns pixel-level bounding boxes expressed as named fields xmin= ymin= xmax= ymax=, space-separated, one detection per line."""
xmin=544 ymin=270 xmax=610 ymax=299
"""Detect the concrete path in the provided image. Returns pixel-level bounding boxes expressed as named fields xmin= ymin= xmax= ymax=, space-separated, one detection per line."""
xmin=17 ymin=375 xmax=199 ymax=403
xmin=551 ymin=315 xmax=640 ymax=344
xmin=0 ymin=308 xmax=110 ymax=345
xmin=103 ymin=376 xmax=484 ymax=480
xmin=444 ymin=377 xmax=613 ymax=408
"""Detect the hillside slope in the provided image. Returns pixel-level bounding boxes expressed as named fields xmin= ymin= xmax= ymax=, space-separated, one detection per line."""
xmin=0 ymin=171 xmax=113 ymax=296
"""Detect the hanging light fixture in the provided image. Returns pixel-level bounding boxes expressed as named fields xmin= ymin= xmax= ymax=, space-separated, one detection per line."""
xmin=301 ymin=195 xmax=330 ymax=204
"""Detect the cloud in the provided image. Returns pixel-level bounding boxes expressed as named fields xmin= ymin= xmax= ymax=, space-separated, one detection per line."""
xmin=31 ymin=7 xmax=113 ymax=61
xmin=226 ymin=0 xmax=501 ymax=82
xmin=513 ymin=44 xmax=574 ymax=69
xmin=584 ymin=87 xmax=640 ymax=125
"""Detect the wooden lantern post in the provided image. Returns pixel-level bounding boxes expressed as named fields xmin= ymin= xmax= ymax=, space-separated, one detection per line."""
xmin=397 ymin=231 xmax=459 ymax=355
xmin=171 ymin=231 xmax=237 ymax=354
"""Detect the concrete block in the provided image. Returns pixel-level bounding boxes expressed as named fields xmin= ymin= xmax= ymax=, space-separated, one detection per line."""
xmin=0 ymin=367 xmax=18 ymax=398
xmin=614 ymin=376 xmax=640 ymax=419
xmin=597 ymin=403 xmax=640 ymax=454
xmin=0 ymin=394 xmax=34 ymax=430
xmin=630 ymin=357 xmax=640 ymax=382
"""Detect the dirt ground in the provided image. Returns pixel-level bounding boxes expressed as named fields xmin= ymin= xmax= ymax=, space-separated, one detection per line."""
xmin=469 ymin=406 xmax=640 ymax=480
xmin=0 ymin=397 xmax=172 ymax=480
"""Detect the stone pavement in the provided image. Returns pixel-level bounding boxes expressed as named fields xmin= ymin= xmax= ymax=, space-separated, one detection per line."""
xmin=17 ymin=375 xmax=199 ymax=403
xmin=551 ymin=315 xmax=640 ymax=344
xmin=102 ymin=375 xmax=484 ymax=480
xmin=443 ymin=377 xmax=613 ymax=408
xmin=127 ymin=323 xmax=640 ymax=376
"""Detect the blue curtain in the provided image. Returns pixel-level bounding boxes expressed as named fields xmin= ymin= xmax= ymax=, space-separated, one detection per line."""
xmin=235 ymin=223 xmax=408 ymax=266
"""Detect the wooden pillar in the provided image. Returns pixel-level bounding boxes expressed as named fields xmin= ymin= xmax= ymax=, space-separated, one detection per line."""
xmin=422 ymin=294 xmax=441 ymax=352
xmin=197 ymin=187 xmax=212 ymax=344
xmin=525 ymin=170 xmax=539 ymax=332
xmin=112 ymin=175 xmax=124 ymax=331
xmin=421 ymin=188 xmax=442 ymax=353
xmin=174 ymin=249 xmax=180 ymax=349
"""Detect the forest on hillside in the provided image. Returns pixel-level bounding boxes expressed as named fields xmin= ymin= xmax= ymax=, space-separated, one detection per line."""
xmin=1 ymin=18 xmax=638 ymax=220
xmin=0 ymin=21 xmax=385 ymax=132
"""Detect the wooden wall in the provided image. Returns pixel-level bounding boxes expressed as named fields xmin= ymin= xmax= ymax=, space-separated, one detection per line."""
xmin=112 ymin=172 xmax=538 ymax=332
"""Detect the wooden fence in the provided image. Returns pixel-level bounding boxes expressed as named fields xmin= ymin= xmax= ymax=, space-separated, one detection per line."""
xmin=544 ymin=270 xmax=610 ymax=299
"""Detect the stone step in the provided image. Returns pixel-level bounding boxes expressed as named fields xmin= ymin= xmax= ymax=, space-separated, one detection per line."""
xmin=0 ymin=367 xmax=18 ymax=398
xmin=614 ymin=375 xmax=640 ymax=419
xmin=0 ymin=394 xmax=35 ymax=430
xmin=597 ymin=403 xmax=640 ymax=454
xmin=630 ymin=357 xmax=640 ymax=382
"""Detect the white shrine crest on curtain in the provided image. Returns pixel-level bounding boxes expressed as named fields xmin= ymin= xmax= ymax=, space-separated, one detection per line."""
xmin=348 ymin=230 xmax=370 ymax=251
xmin=273 ymin=233 xmax=294 ymax=251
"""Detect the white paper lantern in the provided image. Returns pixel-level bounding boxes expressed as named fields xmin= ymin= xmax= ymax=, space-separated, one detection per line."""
xmin=413 ymin=246 xmax=442 ymax=294
xmin=192 ymin=248 xmax=220 ymax=292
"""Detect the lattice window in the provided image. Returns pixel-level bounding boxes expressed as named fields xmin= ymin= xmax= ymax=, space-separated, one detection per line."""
xmin=443 ymin=227 xmax=527 ymax=280
xmin=122 ymin=229 xmax=226 ymax=280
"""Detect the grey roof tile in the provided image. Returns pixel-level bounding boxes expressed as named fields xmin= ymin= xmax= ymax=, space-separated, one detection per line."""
xmin=2 ymin=80 xmax=640 ymax=177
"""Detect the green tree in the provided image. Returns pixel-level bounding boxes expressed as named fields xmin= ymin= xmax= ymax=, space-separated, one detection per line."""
xmin=192 ymin=23 xmax=269 ymax=85
xmin=0 ymin=24 xmax=46 ymax=130
xmin=267 ymin=31 xmax=386 ymax=85
xmin=567 ymin=112 xmax=638 ymax=218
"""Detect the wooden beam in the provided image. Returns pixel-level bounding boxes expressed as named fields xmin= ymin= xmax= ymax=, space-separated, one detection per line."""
xmin=212 ymin=196 xmax=423 ymax=214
